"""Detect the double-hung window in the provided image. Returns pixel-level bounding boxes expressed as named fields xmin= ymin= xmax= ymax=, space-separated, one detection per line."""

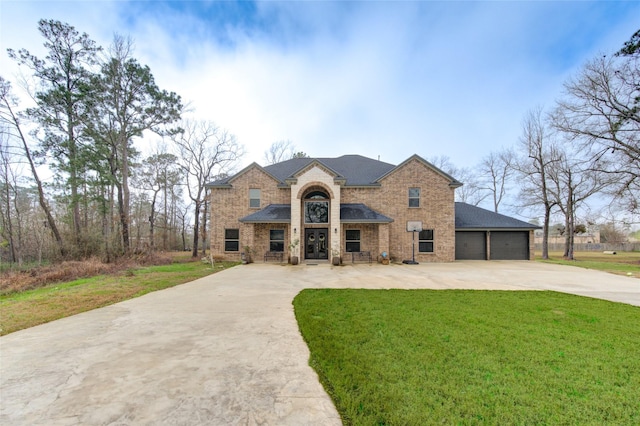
xmin=418 ymin=229 xmax=434 ymax=253
xmin=224 ymin=229 xmax=240 ymax=251
xmin=270 ymin=229 xmax=285 ymax=252
xmin=345 ymin=230 xmax=361 ymax=252
xmin=249 ymin=189 xmax=261 ymax=208
xmin=409 ymin=188 xmax=420 ymax=207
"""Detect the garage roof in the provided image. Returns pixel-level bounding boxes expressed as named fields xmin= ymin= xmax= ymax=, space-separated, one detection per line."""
xmin=455 ymin=202 xmax=540 ymax=230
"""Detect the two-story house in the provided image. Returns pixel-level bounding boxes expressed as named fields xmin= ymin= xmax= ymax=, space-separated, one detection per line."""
xmin=207 ymin=154 xmax=537 ymax=263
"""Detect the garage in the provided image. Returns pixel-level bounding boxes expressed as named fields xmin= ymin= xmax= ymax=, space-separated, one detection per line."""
xmin=455 ymin=203 xmax=539 ymax=261
xmin=455 ymin=231 xmax=486 ymax=260
xmin=489 ymin=231 xmax=530 ymax=260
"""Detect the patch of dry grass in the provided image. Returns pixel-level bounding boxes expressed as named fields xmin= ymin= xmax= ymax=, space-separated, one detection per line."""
xmin=0 ymin=252 xmax=174 ymax=295
xmin=0 ymin=257 xmax=238 ymax=335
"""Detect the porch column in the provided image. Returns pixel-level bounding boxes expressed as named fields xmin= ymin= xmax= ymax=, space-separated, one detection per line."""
xmin=290 ymin=194 xmax=302 ymax=259
xmin=378 ymin=223 xmax=390 ymax=261
xmin=241 ymin=223 xmax=255 ymax=258
xmin=330 ymin=196 xmax=341 ymax=258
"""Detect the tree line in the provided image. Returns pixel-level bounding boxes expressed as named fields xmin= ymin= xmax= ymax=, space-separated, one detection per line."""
xmin=436 ymin=29 xmax=639 ymax=259
xmin=2 ymin=20 xmax=637 ymax=266
xmin=1 ymin=19 xmax=243 ymax=265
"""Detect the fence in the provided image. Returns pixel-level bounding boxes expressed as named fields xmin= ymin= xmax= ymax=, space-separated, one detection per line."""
xmin=535 ymin=243 xmax=640 ymax=252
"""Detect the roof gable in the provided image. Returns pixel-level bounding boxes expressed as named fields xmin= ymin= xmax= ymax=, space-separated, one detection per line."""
xmin=377 ymin=154 xmax=463 ymax=188
xmin=212 ymin=154 xmax=464 ymax=188
xmin=264 ymin=155 xmax=396 ymax=186
xmin=206 ymin=162 xmax=280 ymax=188
xmin=289 ymin=159 xmax=342 ymax=181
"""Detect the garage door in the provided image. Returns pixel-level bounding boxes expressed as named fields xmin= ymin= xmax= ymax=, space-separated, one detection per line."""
xmin=455 ymin=232 xmax=486 ymax=260
xmin=490 ymin=232 xmax=529 ymax=260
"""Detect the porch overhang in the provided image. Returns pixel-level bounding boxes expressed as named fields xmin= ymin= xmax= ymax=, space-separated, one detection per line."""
xmin=239 ymin=203 xmax=394 ymax=224
xmin=239 ymin=204 xmax=291 ymax=223
xmin=340 ymin=203 xmax=394 ymax=223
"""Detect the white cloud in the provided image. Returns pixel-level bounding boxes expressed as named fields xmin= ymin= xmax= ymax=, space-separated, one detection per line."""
xmin=2 ymin=0 xmax=639 ymax=172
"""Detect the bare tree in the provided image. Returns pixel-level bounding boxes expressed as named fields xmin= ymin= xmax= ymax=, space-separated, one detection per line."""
xmin=0 ymin=76 xmax=66 ymax=258
xmin=263 ymin=140 xmax=303 ymax=165
xmin=0 ymin=132 xmax=19 ymax=263
xmin=137 ymin=152 xmax=179 ymax=251
xmin=514 ymin=107 xmax=561 ymax=260
xmin=172 ymin=119 xmax=244 ymax=258
xmin=546 ymin=148 xmax=609 ymax=260
xmin=453 ymin=168 xmax=487 ymax=206
xmin=428 ymin=155 xmax=486 ymax=206
xmin=479 ymin=149 xmax=515 ymax=213
xmin=552 ymin=52 xmax=639 ymax=213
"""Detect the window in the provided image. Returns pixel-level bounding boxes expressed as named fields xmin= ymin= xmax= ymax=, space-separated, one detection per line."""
xmin=345 ymin=230 xmax=361 ymax=252
xmin=270 ymin=229 xmax=285 ymax=252
xmin=249 ymin=189 xmax=260 ymax=208
xmin=305 ymin=201 xmax=329 ymax=223
xmin=409 ymin=188 xmax=420 ymax=207
xmin=224 ymin=229 xmax=239 ymax=251
xmin=418 ymin=229 xmax=434 ymax=252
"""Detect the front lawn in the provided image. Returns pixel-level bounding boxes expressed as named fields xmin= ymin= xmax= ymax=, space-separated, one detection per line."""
xmin=536 ymin=250 xmax=639 ymax=277
xmin=294 ymin=289 xmax=640 ymax=425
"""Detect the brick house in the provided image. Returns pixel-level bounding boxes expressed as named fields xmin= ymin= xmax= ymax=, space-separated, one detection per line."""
xmin=207 ymin=154 xmax=537 ymax=263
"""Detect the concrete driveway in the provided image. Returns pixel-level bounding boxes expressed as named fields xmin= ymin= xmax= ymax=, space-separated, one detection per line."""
xmin=1 ymin=261 xmax=639 ymax=425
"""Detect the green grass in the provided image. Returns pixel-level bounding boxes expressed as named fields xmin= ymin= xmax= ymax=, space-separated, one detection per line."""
xmin=294 ymin=289 xmax=640 ymax=425
xmin=0 ymin=260 xmax=238 ymax=335
xmin=536 ymin=251 xmax=639 ymax=277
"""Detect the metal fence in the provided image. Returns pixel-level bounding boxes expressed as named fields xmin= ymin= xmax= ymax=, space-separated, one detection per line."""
xmin=535 ymin=243 xmax=640 ymax=252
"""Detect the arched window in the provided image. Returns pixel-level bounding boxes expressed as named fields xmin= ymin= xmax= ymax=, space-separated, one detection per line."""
xmin=305 ymin=190 xmax=328 ymax=200
xmin=304 ymin=189 xmax=329 ymax=223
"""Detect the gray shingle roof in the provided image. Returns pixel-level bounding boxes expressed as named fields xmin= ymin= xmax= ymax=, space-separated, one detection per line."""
xmin=208 ymin=155 xmax=432 ymax=187
xmin=208 ymin=154 xmax=464 ymax=187
xmin=239 ymin=204 xmax=291 ymax=223
xmin=238 ymin=202 xmax=538 ymax=229
xmin=239 ymin=203 xmax=393 ymax=223
xmin=340 ymin=203 xmax=393 ymax=223
xmin=265 ymin=155 xmax=398 ymax=186
xmin=455 ymin=202 xmax=540 ymax=230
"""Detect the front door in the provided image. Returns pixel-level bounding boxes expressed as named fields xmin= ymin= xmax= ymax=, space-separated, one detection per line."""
xmin=305 ymin=228 xmax=329 ymax=260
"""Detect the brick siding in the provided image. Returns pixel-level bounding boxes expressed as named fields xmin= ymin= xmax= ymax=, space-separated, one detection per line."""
xmin=210 ymin=157 xmax=456 ymax=262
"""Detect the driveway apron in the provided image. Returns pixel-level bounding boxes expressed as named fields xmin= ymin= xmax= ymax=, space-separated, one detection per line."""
xmin=1 ymin=261 xmax=638 ymax=425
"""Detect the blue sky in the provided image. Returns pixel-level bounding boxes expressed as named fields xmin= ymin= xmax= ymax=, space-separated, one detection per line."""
xmin=2 ymin=0 xmax=639 ymax=173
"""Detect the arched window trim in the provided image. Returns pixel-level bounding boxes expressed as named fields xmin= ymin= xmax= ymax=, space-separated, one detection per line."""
xmin=305 ymin=190 xmax=329 ymax=200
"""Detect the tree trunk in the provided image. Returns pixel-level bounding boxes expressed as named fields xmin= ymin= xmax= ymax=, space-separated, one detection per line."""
xmin=163 ymin=175 xmax=168 ymax=250
xmin=149 ymin=190 xmax=159 ymax=251
xmin=562 ymin=171 xmax=575 ymax=260
xmin=67 ymin=111 xmax=82 ymax=244
xmin=115 ymin=181 xmax=130 ymax=254
xmin=191 ymin=202 xmax=200 ymax=258
xmin=200 ymin=195 xmax=208 ymax=256
xmin=542 ymin=203 xmax=551 ymax=260
xmin=3 ymin=93 xmax=66 ymax=257
xmin=1 ymin=175 xmax=16 ymax=263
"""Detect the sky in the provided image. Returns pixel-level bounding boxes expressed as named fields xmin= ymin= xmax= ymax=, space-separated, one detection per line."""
xmin=1 ymin=0 xmax=639 ymax=174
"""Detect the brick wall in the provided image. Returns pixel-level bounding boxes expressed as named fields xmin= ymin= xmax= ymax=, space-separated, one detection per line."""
xmin=342 ymin=158 xmax=456 ymax=262
xmin=210 ymin=158 xmax=457 ymax=263
xmin=210 ymin=166 xmax=290 ymax=261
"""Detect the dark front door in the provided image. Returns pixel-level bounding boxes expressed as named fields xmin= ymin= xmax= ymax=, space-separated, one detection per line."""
xmin=305 ymin=228 xmax=329 ymax=260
